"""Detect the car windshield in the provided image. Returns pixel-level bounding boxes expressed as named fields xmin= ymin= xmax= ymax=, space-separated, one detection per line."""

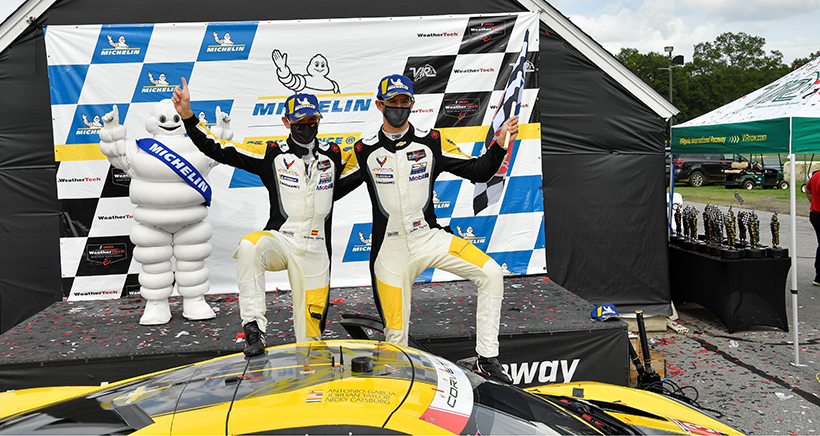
xmin=460 ymin=369 xmax=609 ymax=435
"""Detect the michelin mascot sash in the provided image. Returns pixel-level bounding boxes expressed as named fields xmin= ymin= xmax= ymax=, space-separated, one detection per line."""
xmin=136 ymin=138 xmax=213 ymax=206
xmin=98 ymin=99 xmax=232 ymax=325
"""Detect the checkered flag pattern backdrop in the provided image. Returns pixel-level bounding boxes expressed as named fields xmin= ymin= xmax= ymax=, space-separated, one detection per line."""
xmin=46 ymin=13 xmax=544 ymax=300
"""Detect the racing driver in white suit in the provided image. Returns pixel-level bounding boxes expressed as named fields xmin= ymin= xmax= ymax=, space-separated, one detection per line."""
xmin=172 ymin=78 xmax=356 ymax=356
xmin=346 ymin=74 xmax=518 ymax=383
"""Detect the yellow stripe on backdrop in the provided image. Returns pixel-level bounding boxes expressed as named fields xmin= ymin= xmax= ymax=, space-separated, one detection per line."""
xmin=53 ymin=125 xmax=538 ymax=161
xmin=54 ymin=143 xmax=107 ymax=161
xmin=438 ymin=123 xmax=540 ymax=144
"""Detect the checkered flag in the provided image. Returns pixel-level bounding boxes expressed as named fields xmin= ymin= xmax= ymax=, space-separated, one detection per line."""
xmin=473 ymin=30 xmax=529 ymax=215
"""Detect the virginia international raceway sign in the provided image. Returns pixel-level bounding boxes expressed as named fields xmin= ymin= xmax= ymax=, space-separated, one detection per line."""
xmin=45 ymin=12 xmax=544 ymax=300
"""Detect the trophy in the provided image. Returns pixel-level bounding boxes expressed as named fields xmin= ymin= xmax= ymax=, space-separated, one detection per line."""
xmin=680 ymin=205 xmax=694 ymax=250
xmin=744 ymin=211 xmax=766 ymax=259
xmin=673 ymin=204 xmax=682 ymax=242
xmin=693 ymin=206 xmax=708 ymax=253
xmin=691 ymin=207 xmax=699 ymax=242
xmin=737 ymin=210 xmax=748 ymax=247
xmin=767 ymin=211 xmax=788 ymax=258
xmin=721 ymin=206 xmax=743 ymax=259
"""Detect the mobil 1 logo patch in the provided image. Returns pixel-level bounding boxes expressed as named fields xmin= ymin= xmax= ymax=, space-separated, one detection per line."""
xmin=402 ymin=55 xmax=456 ymax=94
xmin=435 ymin=92 xmax=491 ymax=128
xmin=197 ymin=22 xmax=258 ymax=62
xmin=459 ymin=15 xmax=517 ymax=54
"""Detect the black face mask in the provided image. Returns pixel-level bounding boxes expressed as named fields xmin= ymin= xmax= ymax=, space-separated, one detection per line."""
xmin=382 ymin=105 xmax=411 ymax=128
xmin=290 ymin=122 xmax=318 ymax=144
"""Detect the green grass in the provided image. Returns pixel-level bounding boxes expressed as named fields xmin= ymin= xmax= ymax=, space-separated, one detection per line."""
xmin=669 ymin=184 xmax=810 ymax=217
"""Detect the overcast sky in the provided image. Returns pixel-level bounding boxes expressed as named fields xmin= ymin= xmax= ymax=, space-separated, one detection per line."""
xmin=3 ymin=0 xmax=818 ymax=64
xmin=551 ymin=0 xmax=820 ymax=65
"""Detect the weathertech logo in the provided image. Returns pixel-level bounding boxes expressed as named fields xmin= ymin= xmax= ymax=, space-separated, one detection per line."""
xmin=113 ymin=169 xmax=131 ymax=187
xmin=86 ymin=243 xmax=128 ymax=265
xmin=72 ymin=290 xmax=121 ymax=297
xmin=469 ymin=22 xmax=506 ymax=37
xmin=443 ymin=98 xmax=480 ymax=119
xmin=97 ymin=214 xmax=133 ymax=221
xmin=417 ymin=32 xmax=459 ymax=37
xmin=58 ymin=177 xmax=102 ymax=183
xmin=453 ymin=67 xmax=495 ymax=74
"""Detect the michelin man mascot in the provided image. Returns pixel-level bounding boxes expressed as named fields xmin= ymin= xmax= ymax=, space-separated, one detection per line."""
xmin=99 ymin=99 xmax=233 ymax=325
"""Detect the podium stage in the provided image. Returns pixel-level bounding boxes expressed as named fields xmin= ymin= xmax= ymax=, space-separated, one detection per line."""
xmin=1 ymin=275 xmax=628 ymax=390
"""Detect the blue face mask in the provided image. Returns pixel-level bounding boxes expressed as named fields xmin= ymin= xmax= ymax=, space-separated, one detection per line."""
xmin=383 ymin=105 xmax=411 ymax=128
xmin=290 ymin=121 xmax=318 ymax=144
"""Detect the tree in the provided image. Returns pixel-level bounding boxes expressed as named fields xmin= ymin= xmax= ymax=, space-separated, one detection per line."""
xmin=790 ymin=50 xmax=820 ymax=70
xmin=687 ymin=32 xmax=790 ymax=121
xmin=616 ymin=32 xmax=802 ymax=124
xmin=616 ymin=48 xmax=690 ymax=121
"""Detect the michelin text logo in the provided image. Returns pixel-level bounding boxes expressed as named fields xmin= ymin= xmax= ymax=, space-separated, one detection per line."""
xmin=253 ymin=97 xmax=371 ymax=117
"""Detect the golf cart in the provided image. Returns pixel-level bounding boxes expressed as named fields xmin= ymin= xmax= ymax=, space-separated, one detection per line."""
xmin=724 ymin=154 xmax=789 ymax=190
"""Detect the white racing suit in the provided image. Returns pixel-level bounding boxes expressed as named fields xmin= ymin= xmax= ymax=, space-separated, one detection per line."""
xmin=183 ymin=116 xmax=355 ymax=342
xmin=348 ymin=124 xmax=508 ymax=358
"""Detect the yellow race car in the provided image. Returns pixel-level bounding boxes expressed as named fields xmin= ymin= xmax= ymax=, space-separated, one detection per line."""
xmin=0 ymin=339 xmax=741 ymax=435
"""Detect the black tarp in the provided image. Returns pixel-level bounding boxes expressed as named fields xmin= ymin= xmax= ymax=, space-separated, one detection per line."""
xmin=0 ymin=0 xmax=671 ymax=333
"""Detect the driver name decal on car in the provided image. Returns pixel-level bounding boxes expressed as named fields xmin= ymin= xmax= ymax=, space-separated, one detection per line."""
xmin=419 ymin=353 xmax=474 ymax=434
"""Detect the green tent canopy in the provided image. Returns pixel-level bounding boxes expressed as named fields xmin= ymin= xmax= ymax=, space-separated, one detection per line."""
xmin=672 ymin=57 xmax=820 ymax=155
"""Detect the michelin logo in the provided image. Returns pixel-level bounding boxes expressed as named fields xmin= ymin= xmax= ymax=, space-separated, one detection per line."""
xmin=352 ymin=231 xmax=372 ymax=252
xmin=456 ymin=225 xmax=485 ymax=244
xmin=433 ymin=190 xmax=451 ymax=210
xmin=272 ymin=49 xmax=340 ymax=93
xmin=107 ymin=34 xmax=129 ymax=48
xmin=142 ymin=72 xmax=175 ymax=93
xmin=102 ymin=34 xmax=140 ymax=55
xmin=358 ymin=232 xmax=371 ymax=245
xmin=82 ymin=114 xmax=103 ymax=129
xmin=76 ymin=113 xmax=103 ymax=135
xmin=208 ymin=31 xmax=246 ymax=52
xmin=503 ymin=359 xmax=580 ymax=385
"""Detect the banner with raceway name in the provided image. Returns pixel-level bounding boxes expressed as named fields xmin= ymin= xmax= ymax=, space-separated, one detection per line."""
xmin=46 ymin=13 xmax=544 ymax=300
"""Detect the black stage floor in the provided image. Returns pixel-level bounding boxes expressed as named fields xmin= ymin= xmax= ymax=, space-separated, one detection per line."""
xmin=1 ymin=274 xmax=628 ymax=390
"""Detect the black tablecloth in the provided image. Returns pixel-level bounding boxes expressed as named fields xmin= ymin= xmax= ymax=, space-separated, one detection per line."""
xmin=668 ymin=245 xmax=790 ymax=333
